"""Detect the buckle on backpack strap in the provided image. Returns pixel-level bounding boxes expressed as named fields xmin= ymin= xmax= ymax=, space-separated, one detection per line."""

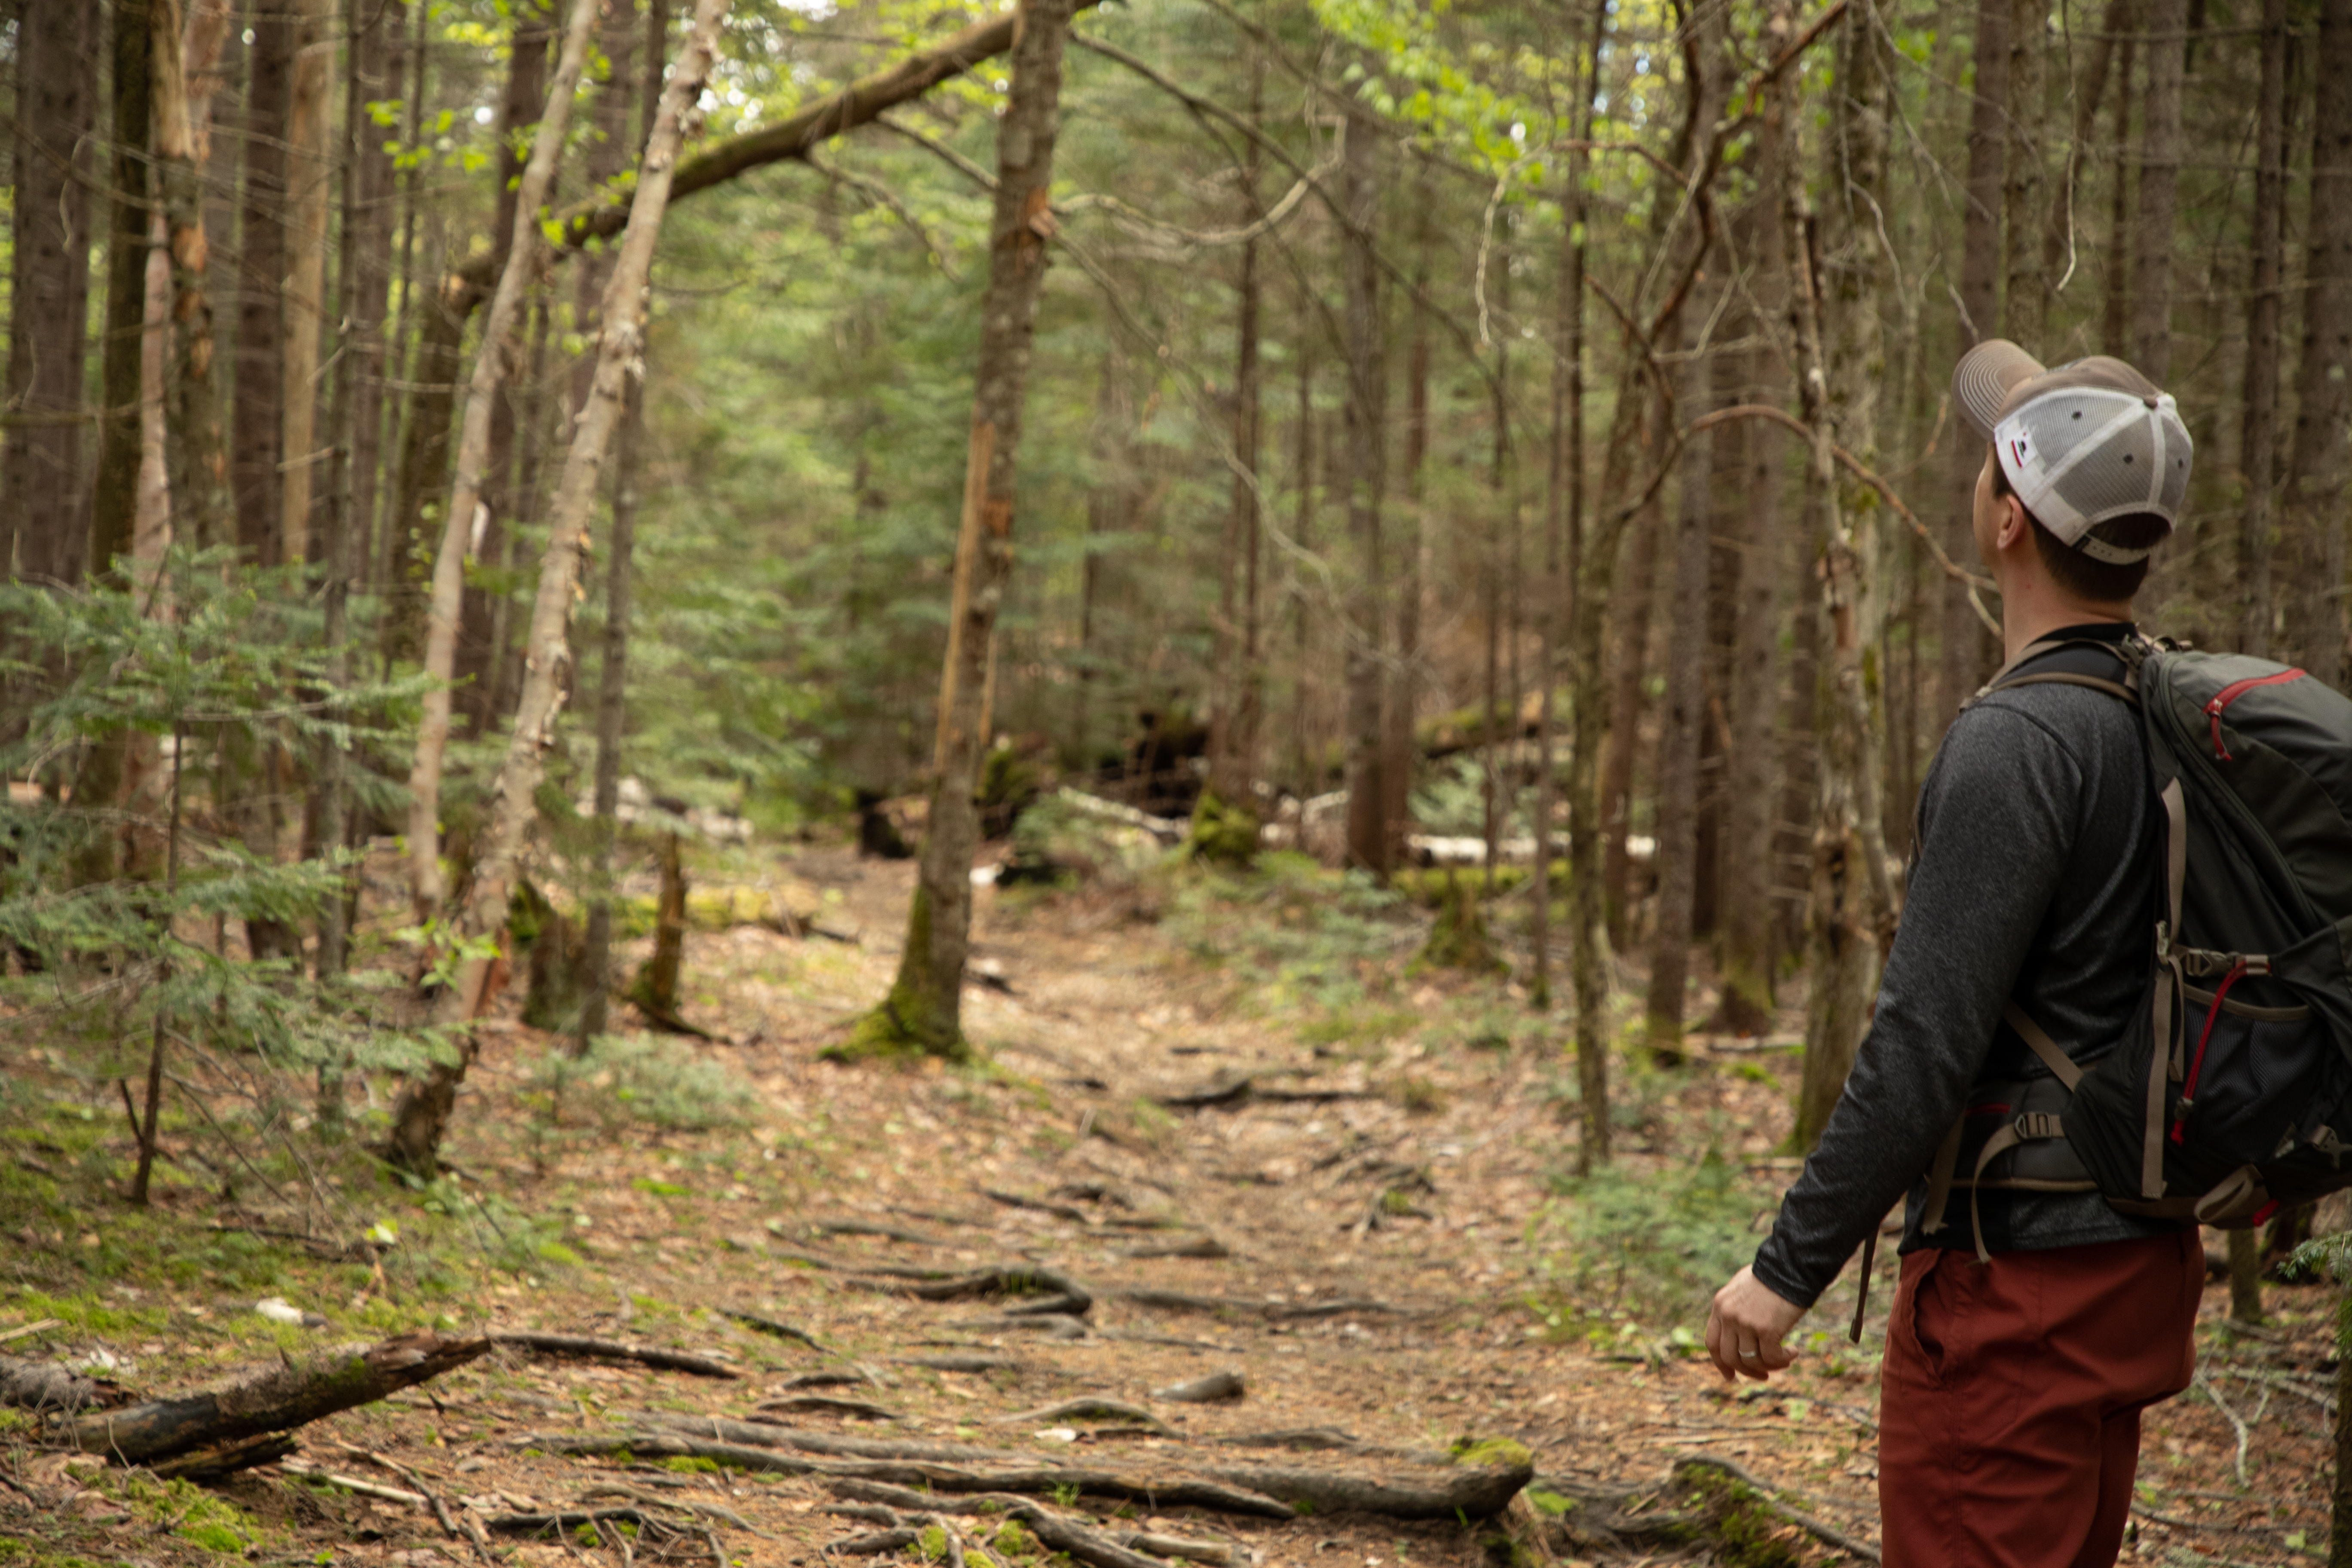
xmin=2014 ymin=1112 xmax=2064 ymax=1141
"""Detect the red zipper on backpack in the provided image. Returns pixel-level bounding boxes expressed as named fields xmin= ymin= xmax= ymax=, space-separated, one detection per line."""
xmin=2173 ymin=956 xmax=2269 ymax=1143
xmin=2203 ymin=669 xmax=2306 ymax=761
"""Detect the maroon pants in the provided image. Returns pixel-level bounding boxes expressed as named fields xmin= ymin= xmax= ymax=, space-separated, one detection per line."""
xmin=1877 ymin=1229 xmax=2203 ymax=1568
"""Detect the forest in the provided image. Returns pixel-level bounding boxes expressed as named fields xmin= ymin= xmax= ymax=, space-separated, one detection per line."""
xmin=2 ymin=0 xmax=2351 ymax=1560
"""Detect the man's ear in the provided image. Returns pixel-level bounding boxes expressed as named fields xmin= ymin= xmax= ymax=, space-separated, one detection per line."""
xmin=1996 ymin=493 xmax=2030 ymax=552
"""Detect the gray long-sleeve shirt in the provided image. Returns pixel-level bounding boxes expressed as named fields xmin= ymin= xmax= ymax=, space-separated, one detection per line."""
xmin=1752 ymin=625 xmax=2183 ymax=1310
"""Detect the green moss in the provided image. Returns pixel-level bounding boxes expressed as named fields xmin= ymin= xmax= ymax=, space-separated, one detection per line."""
xmin=662 ymin=1456 xmax=721 ymax=1474
xmin=1523 ymin=1488 xmax=1577 ymax=1517
xmin=1413 ymin=870 xmax=1507 ymax=977
xmin=1186 ymin=789 xmax=1260 ymax=865
xmin=825 ymin=885 xmax=974 ymax=1063
xmin=1449 ymin=1436 xmax=1534 ymax=1470
xmin=992 ymin=1520 xmax=1039 ymax=1559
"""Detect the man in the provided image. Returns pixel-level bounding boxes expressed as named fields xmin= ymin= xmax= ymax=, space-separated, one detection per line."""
xmin=1704 ymin=341 xmax=2206 ymax=1568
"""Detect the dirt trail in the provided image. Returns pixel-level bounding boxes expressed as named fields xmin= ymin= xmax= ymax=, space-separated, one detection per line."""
xmin=5 ymin=845 xmax=2335 ymax=1565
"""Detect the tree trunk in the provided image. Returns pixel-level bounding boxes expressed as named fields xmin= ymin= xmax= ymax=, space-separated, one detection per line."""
xmin=2041 ymin=0 xmax=2128 ymax=301
xmin=2131 ymin=0 xmax=2187 ymax=380
xmin=231 ymin=0 xmax=294 ymax=563
xmin=1941 ymin=0 xmax=2006 ymax=732
xmin=1598 ymin=493 xmax=1660 ymax=948
xmin=630 ymin=830 xmax=688 ymax=1025
xmin=2102 ymin=21 xmax=2137 ymax=355
xmin=3 ymin=0 xmax=98 ymax=588
xmin=152 ymin=0 xmax=236 ymax=552
xmin=2239 ymin=0 xmax=2287 ymax=658
xmin=1793 ymin=0 xmax=1900 ymax=1154
xmin=1339 ymin=101 xmax=1390 ymax=881
xmin=90 ymin=0 xmax=155 ymax=584
xmin=2001 ymin=0 xmax=2048 ymax=347
xmin=1644 ymin=310 xmax=1713 ymax=1062
xmin=384 ymin=0 xmax=731 ymax=1175
xmin=1382 ymin=165 xmax=1433 ymax=875
xmin=1205 ymin=46 xmax=1264 ymax=820
xmin=580 ymin=0 xmax=667 ymax=1052
xmin=831 ymin=0 xmax=1078 ymax=1062
xmin=1715 ymin=113 xmax=1789 ymax=1039
xmin=404 ymin=0 xmax=601 ymax=923
xmin=2281 ymin=0 xmax=2352 ymax=689
xmin=278 ymin=0 xmax=334 ymax=567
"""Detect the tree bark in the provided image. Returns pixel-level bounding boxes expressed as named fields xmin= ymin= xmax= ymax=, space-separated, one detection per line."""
xmin=1339 ymin=101 xmax=1390 ymax=882
xmin=1793 ymin=0 xmax=1900 ymax=1154
xmin=2282 ymin=0 xmax=2352 ymax=689
xmin=152 ymin=0 xmax=236 ymax=552
xmin=1205 ymin=46 xmax=1265 ymax=818
xmin=231 ymin=0 xmax=294 ymax=563
xmin=1644 ymin=308 xmax=1713 ymax=1061
xmin=2131 ymin=0 xmax=2187 ymax=380
xmin=3 ymin=0 xmax=98 ymax=587
xmin=404 ymin=0 xmax=601 ymax=923
xmin=2101 ymin=20 xmax=2136 ymax=355
xmin=2239 ymin=0 xmax=2288 ymax=658
xmin=384 ymin=0 xmax=731 ymax=1174
xmin=278 ymin=0 xmax=335 ymax=567
xmin=2041 ymin=0 xmax=2128 ymax=304
xmin=91 ymin=0 xmax=155 ymax=584
xmin=1941 ymin=0 xmax=2006 ymax=733
xmin=1598 ymin=493 xmax=1660 ymax=948
xmin=1381 ymin=164 xmax=1433 ymax=874
xmin=2001 ymin=0 xmax=2048 ymax=347
xmin=835 ymin=0 xmax=1078 ymax=1062
xmin=580 ymin=0 xmax=668 ymax=1052
xmin=1715 ymin=113 xmax=1789 ymax=1038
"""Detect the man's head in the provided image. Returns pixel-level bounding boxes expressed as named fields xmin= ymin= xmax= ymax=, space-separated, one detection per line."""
xmin=1953 ymin=340 xmax=2191 ymax=611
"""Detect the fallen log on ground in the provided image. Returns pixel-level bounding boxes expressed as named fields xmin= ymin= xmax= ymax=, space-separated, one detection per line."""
xmin=0 ymin=1354 xmax=124 ymax=1414
xmin=534 ymin=1418 xmax=1534 ymax=1520
xmin=58 ymin=1331 xmax=489 ymax=1465
xmin=493 ymin=1332 xmax=739 ymax=1378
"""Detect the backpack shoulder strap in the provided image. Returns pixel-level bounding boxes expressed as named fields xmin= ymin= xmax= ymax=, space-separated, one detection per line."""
xmin=1964 ymin=633 xmax=2150 ymax=710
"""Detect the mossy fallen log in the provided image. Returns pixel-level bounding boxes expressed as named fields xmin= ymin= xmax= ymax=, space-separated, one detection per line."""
xmin=58 ymin=1331 xmax=490 ymax=1465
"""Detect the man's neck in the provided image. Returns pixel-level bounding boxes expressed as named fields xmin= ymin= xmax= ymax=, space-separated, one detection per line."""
xmin=1997 ymin=580 xmax=2134 ymax=663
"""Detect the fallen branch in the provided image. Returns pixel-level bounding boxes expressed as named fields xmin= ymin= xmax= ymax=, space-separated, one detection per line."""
xmin=1669 ymin=1456 xmax=1881 ymax=1565
xmin=328 ymin=1441 xmax=494 ymax=1562
xmin=522 ymin=1430 xmax=1296 ymax=1516
xmin=0 ymin=1354 xmax=123 ymax=1414
xmin=494 ymin=1332 xmax=739 ymax=1379
xmin=279 ymin=1456 xmax=429 ymax=1508
xmin=147 ymin=1432 xmax=297 ymax=1480
xmin=59 ymin=1331 xmax=488 ymax=1465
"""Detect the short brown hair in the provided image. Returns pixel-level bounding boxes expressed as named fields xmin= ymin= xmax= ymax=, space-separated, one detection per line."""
xmin=1991 ymin=452 xmax=2168 ymax=603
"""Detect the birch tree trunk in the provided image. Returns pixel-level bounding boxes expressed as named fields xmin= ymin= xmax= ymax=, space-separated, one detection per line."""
xmin=2238 ymin=0 xmax=2287 ymax=658
xmin=835 ymin=0 xmax=1080 ymax=1061
xmin=2281 ymin=0 xmax=2352 ymax=689
xmin=403 ymin=0 xmax=602 ymax=923
xmin=385 ymin=0 xmax=732 ymax=1175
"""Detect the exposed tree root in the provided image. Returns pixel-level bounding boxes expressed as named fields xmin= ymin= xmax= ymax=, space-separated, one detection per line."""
xmin=982 ymin=1188 xmax=1093 ymax=1224
xmin=58 ymin=1331 xmax=488 ymax=1465
xmin=1152 ymin=1073 xmax=1375 ymax=1110
xmin=493 ymin=1332 xmax=739 ymax=1378
xmin=998 ymin=1397 xmax=1171 ymax=1433
xmin=518 ymin=1430 xmax=1298 ymax=1517
xmin=1120 ymin=1237 xmax=1230 ymax=1261
xmin=719 ymin=1310 xmax=829 ymax=1351
xmin=953 ymin=1312 xmax=1092 ymax=1338
xmin=1519 ymin=1460 xmax=1880 ymax=1564
xmin=634 ymin=1410 xmax=1013 ymax=1459
xmin=756 ymin=1395 xmax=900 ymax=1420
xmin=1111 ymin=1288 xmax=1416 ymax=1322
xmin=817 ymin=1479 xmax=1231 ymax=1568
xmin=0 ymin=1354 xmax=123 ymax=1414
xmin=894 ymin=1264 xmax=1093 ymax=1317
xmin=815 ymin=1219 xmax=948 ymax=1246
xmin=899 ymin=1354 xmax=1024 ymax=1374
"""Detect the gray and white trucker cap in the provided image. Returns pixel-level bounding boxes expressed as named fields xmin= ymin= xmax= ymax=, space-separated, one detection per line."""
xmin=1951 ymin=339 xmax=2192 ymax=564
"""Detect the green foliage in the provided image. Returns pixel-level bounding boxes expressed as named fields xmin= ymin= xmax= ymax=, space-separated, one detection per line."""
xmin=524 ymin=1034 xmax=758 ymax=1132
xmin=1166 ymin=854 xmax=1409 ymax=1014
xmin=1185 ymin=789 xmax=1261 ymax=866
xmin=1412 ymin=871 xmax=1507 ymax=977
xmin=1448 ymin=1436 xmax=1534 ymax=1469
xmin=1535 ymin=1149 xmax=1772 ymax=1322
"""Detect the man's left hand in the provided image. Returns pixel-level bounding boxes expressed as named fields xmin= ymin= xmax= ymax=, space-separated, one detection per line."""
xmin=1704 ymin=1266 xmax=1805 ymax=1382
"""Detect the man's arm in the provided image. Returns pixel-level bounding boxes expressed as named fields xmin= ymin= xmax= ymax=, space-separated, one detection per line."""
xmin=1740 ymin=704 xmax=2089 ymax=1315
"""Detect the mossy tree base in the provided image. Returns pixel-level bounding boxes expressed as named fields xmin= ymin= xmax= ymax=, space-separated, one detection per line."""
xmin=824 ymin=995 xmax=975 ymax=1065
xmin=1186 ymin=789 xmax=1261 ymax=865
xmin=1413 ymin=870 xmax=1507 ymax=976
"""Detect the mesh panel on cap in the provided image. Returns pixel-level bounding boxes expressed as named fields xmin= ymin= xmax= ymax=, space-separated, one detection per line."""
xmin=2010 ymin=391 xmax=2191 ymax=535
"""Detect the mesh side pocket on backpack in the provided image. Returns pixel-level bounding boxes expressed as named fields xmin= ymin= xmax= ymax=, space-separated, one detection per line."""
xmin=2172 ymin=981 xmax=2323 ymax=1166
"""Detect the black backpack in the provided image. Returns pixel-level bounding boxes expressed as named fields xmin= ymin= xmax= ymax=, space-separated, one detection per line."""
xmin=1913 ymin=635 xmax=2352 ymax=1266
